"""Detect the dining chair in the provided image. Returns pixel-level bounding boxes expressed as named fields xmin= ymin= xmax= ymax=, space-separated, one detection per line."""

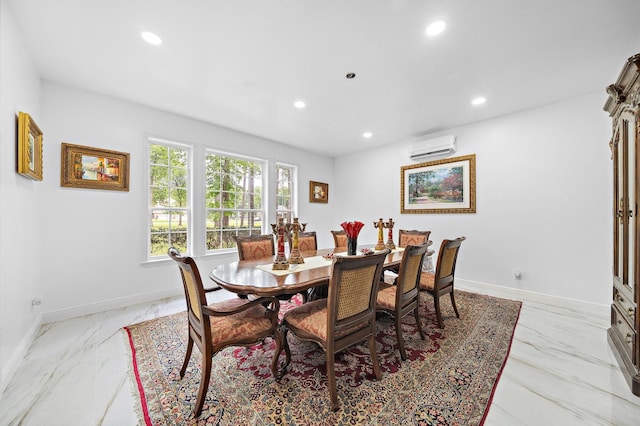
xmin=290 ymin=230 xmax=321 ymax=301
xmin=330 ymin=229 xmax=347 ymax=249
xmin=233 ymin=234 xmax=306 ymax=302
xmin=397 ymin=229 xmax=431 ymax=247
xmin=419 ymin=237 xmax=466 ymax=328
xmin=288 ymin=230 xmax=317 ymax=252
xmin=168 ymin=247 xmax=283 ymax=417
xmin=280 ymin=249 xmax=390 ymax=411
xmin=385 ymin=229 xmax=432 ymax=278
xmin=376 ymin=243 xmax=430 ymax=360
xmin=233 ymin=234 xmax=275 ymax=260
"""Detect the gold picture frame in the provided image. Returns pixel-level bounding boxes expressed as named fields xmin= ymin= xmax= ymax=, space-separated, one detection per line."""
xmin=401 ymin=154 xmax=476 ymax=214
xmin=61 ymin=143 xmax=130 ymax=191
xmin=309 ymin=180 xmax=329 ymax=203
xmin=17 ymin=112 xmax=43 ymax=180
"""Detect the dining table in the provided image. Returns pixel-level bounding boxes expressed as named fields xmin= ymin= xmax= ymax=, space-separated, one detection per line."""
xmin=208 ymin=247 xmax=433 ymax=297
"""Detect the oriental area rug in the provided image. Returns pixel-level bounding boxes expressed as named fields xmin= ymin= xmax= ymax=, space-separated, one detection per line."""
xmin=124 ymin=291 xmax=521 ymax=425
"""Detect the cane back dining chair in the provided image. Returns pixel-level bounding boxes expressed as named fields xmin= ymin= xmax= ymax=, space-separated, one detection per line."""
xmin=376 ymin=243 xmax=430 ymax=360
xmin=385 ymin=229 xmax=432 ymax=277
xmin=419 ymin=237 xmax=466 ymax=328
xmin=168 ymin=247 xmax=283 ymax=417
xmin=280 ymin=249 xmax=390 ymax=411
xmin=330 ymin=230 xmax=347 ymax=249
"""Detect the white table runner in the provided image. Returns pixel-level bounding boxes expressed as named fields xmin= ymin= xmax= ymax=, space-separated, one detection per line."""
xmin=255 ymin=247 xmax=404 ymax=276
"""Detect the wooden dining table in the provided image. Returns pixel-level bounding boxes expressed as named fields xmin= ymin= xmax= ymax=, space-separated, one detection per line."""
xmin=209 ymin=247 xmax=420 ymax=297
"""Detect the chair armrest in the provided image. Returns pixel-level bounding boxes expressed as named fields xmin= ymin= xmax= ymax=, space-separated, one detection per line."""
xmin=201 ymin=296 xmax=280 ymax=317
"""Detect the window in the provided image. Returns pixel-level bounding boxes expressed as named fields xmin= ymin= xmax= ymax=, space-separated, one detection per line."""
xmin=276 ymin=164 xmax=296 ymax=223
xmin=205 ymin=151 xmax=265 ymax=251
xmin=148 ymin=141 xmax=191 ymax=257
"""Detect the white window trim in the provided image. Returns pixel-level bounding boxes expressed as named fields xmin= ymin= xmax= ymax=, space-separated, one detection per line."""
xmin=275 ymin=162 xmax=298 ymax=221
xmin=146 ymin=137 xmax=194 ymax=261
xmin=204 ymin=148 xmax=268 ymax=254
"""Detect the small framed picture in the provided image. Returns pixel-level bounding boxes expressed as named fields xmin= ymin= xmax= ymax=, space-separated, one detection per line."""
xmin=309 ymin=180 xmax=329 ymax=203
xmin=60 ymin=143 xmax=130 ymax=191
xmin=17 ymin=112 xmax=43 ymax=181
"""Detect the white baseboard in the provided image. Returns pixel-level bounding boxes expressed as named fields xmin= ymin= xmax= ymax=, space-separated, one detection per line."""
xmin=41 ymin=287 xmax=183 ymax=324
xmin=456 ymin=278 xmax=610 ymax=317
xmin=0 ymin=312 xmax=41 ymax=397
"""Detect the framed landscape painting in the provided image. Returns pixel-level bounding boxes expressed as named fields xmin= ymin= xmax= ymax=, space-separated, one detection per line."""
xmin=401 ymin=154 xmax=476 ymax=214
xmin=60 ymin=143 xmax=130 ymax=191
xmin=17 ymin=111 xmax=43 ymax=181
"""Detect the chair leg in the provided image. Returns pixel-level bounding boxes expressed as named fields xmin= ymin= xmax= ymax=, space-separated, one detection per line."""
xmin=450 ymin=291 xmax=460 ymax=318
xmin=193 ymin=353 xmax=212 ymax=417
xmin=414 ymin=307 xmax=425 ymax=340
xmin=270 ymin=329 xmax=283 ymax=379
xmin=280 ymin=327 xmax=292 ymax=374
xmin=433 ymin=294 xmax=445 ymax=329
xmin=180 ymin=336 xmax=194 ymax=378
xmin=327 ymin=352 xmax=339 ymax=411
xmin=368 ymin=331 xmax=382 ymax=380
xmin=394 ymin=315 xmax=407 ymax=361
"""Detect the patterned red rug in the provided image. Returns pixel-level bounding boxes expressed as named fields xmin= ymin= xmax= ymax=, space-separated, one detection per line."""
xmin=124 ymin=291 xmax=521 ymax=425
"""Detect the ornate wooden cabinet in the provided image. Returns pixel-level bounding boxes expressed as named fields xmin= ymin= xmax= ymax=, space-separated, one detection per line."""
xmin=604 ymin=53 xmax=640 ymax=396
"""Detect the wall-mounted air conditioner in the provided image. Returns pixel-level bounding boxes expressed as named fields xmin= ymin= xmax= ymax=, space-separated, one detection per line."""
xmin=409 ymin=135 xmax=456 ymax=161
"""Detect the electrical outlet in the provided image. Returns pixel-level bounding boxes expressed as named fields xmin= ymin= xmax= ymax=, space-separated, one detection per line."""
xmin=31 ymin=297 xmax=42 ymax=306
xmin=513 ymin=269 xmax=522 ymax=280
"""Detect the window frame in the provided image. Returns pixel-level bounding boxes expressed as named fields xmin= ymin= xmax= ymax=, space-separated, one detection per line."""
xmin=275 ymin=162 xmax=297 ymax=224
xmin=204 ymin=148 xmax=267 ymax=254
xmin=146 ymin=138 xmax=193 ymax=260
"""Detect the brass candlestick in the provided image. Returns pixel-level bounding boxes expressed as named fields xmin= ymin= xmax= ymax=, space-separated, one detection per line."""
xmin=272 ymin=217 xmax=289 ymax=270
xmin=374 ymin=218 xmax=386 ymax=250
xmin=384 ymin=218 xmax=396 ymax=250
xmin=288 ymin=218 xmax=305 ymax=264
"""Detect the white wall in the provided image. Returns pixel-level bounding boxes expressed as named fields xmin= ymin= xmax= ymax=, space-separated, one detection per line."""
xmin=0 ymin=0 xmax=44 ymax=391
xmin=0 ymin=0 xmax=614 ymax=392
xmin=37 ymin=81 xmax=335 ymax=320
xmin=334 ymin=92 xmax=612 ymax=305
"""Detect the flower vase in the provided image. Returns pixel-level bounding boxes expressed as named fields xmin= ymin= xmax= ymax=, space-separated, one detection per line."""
xmin=347 ymin=237 xmax=358 ymax=255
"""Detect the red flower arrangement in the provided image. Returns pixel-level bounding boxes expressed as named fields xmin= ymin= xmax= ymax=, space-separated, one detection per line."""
xmin=340 ymin=221 xmax=365 ymax=239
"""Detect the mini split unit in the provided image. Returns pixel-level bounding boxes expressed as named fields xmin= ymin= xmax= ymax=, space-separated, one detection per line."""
xmin=408 ymin=135 xmax=456 ymax=161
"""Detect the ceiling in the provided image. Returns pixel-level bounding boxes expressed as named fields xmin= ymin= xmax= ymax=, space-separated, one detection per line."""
xmin=7 ymin=0 xmax=640 ymax=156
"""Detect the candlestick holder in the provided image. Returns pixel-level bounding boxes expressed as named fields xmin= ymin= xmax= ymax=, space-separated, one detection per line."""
xmin=384 ymin=218 xmax=396 ymax=250
xmin=374 ymin=217 xmax=386 ymax=250
xmin=288 ymin=218 xmax=305 ymax=264
xmin=272 ymin=217 xmax=289 ymax=270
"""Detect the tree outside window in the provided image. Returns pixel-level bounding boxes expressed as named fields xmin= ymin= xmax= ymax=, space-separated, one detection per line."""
xmin=276 ymin=164 xmax=295 ymax=223
xmin=205 ymin=152 xmax=264 ymax=251
xmin=149 ymin=142 xmax=190 ymax=257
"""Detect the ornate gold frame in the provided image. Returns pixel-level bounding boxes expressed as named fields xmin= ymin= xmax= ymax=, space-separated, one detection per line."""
xmin=309 ymin=180 xmax=329 ymax=203
xmin=60 ymin=143 xmax=130 ymax=191
xmin=17 ymin=112 xmax=43 ymax=180
xmin=401 ymin=154 xmax=476 ymax=214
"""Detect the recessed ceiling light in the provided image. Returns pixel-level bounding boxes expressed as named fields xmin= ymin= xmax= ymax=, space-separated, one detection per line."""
xmin=141 ymin=31 xmax=162 ymax=45
xmin=471 ymin=97 xmax=487 ymax=106
xmin=363 ymin=132 xmax=373 ymax=138
xmin=426 ymin=21 xmax=446 ymax=36
xmin=294 ymin=101 xmax=306 ymax=109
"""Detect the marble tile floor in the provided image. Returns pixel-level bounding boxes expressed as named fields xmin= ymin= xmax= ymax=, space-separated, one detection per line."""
xmin=1 ymin=283 xmax=640 ymax=426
